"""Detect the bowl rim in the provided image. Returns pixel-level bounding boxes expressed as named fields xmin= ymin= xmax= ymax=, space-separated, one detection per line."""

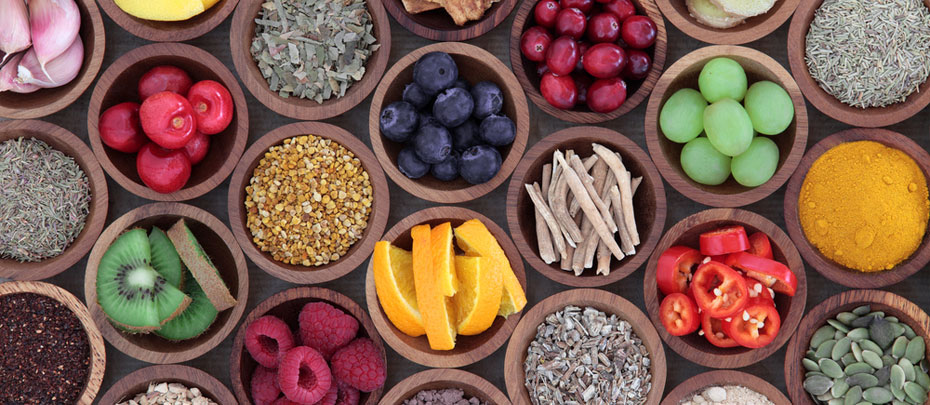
xmin=783 ymin=128 xmax=930 ymax=288
xmin=655 ymin=0 xmax=801 ymax=45
xmin=505 ymin=125 xmax=668 ymax=287
xmin=83 ymin=202 xmax=249 ymax=364
xmin=96 ymin=0 xmax=240 ymax=42
xmin=368 ymin=41 xmax=530 ymax=204
xmin=644 ymin=44 xmax=809 ymax=207
xmin=382 ymin=0 xmax=519 ymax=41
xmin=227 ymin=121 xmax=390 ymax=284
xmin=96 ymin=364 xmax=238 ymax=404
xmin=365 ymin=206 xmax=527 ymax=368
xmin=0 ymin=120 xmax=109 ymax=280
xmin=86 ymin=42 xmax=249 ymax=202
xmin=377 ymin=368 xmax=512 ymax=405
xmin=228 ymin=0 xmax=392 ymax=120
xmin=659 ymin=370 xmax=791 ymax=405
xmin=508 ymin=0 xmax=668 ymax=124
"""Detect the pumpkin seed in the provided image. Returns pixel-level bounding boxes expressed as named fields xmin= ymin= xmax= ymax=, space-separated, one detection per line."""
xmin=894 ymin=336 xmax=910 ymax=359
xmin=842 ymin=353 xmax=858 ymax=367
xmin=892 ymin=364 xmax=907 ymax=390
xmin=893 ymin=400 xmax=908 ymax=405
xmin=822 ymin=358 xmax=846 ymax=379
xmin=852 ymin=315 xmax=876 ymax=328
xmin=845 ymin=385 xmax=863 ymax=405
xmin=860 ymin=339 xmax=883 ymax=355
xmin=808 ymin=371 xmax=827 ymax=378
xmin=818 ymin=392 xmax=836 ymax=401
xmin=808 ymin=349 xmax=818 ymax=360
xmin=831 ymin=319 xmax=852 ymax=334
xmin=905 ymin=337 xmax=925 ymax=364
xmin=838 ymin=312 xmax=860 ymax=325
xmin=871 ymin=317 xmax=896 ymax=349
xmin=863 ymin=350 xmax=884 ymax=369
xmin=921 ymin=359 xmax=929 ymax=373
xmin=916 ymin=370 xmax=930 ymax=390
xmin=867 ymin=311 xmax=886 ymax=319
xmin=813 ymin=325 xmax=838 ymax=349
xmin=892 ymin=381 xmax=907 ymax=401
xmin=806 ymin=374 xmax=835 ymax=396
xmin=853 ymin=305 xmax=872 ymax=316
xmin=884 ymin=354 xmax=897 ymax=367
xmin=876 ymin=366 xmax=891 ymax=386
xmin=904 ymin=381 xmax=927 ymax=403
xmin=836 ymin=330 xmax=849 ymax=340
xmin=827 ymin=399 xmax=843 ymax=405
xmin=833 ymin=378 xmax=851 ymax=397
xmin=900 ymin=358 xmax=916 ymax=382
xmin=885 ymin=316 xmax=899 ymax=323
xmin=891 ymin=322 xmax=906 ymax=338
xmin=853 ymin=341 xmax=864 ymax=362
xmin=847 ymin=373 xmax=880 ymax=388
xmin=818 ymin=340 xmax=839 ymax=358
xmin=848 ymin=328 xmax=871 ymax=341
xmin=835 ymin=337 xmax=854 ymax=361
xmin=904 ymin=325 xmax=917 ymax=340
xmin=863 ymin=387 xmax=893 ymax=403
xmin=804 ymin=357 xmax=821 ymax=371
xmin=846 ymin=362 xmax=877 ymax=376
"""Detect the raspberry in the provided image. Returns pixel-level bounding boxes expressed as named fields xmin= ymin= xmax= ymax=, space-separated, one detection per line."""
xmin=298 ymin=302 xmax=359 ymax=359
xmin=246 ymin=315 xmax=296 ymax=368
xmin=277 ymin=346 xmax=332 ymax=404
xmin=330 ymin=338 xmax=386 ymax=392
xmin=334 ymin=380 xmax=360 ymax=405
xmin=270 ymin=397 xmax=301 ymax=405
xmin=251 ymin=366 xmax=281 ymax=405
xmin=315 ymin=382 xmax=338 ymax=405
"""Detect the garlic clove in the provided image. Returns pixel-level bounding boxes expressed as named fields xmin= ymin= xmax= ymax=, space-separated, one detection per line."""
xmin=16 ymin=36 xmax=83 ymax=88
xmin=0 ymin=0 xmax=32 ymax=65
xmin=28 ymin=0 xmax=81 ymax=70
xmin=0 ymin=52 xmax=39 ymax=93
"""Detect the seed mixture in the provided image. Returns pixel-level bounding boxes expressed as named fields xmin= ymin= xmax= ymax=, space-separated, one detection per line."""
xmin=680 ymin=385 xmax=774 ymax=405
xmin=245 ymin=134 xmax=373 ymax=267
xmin=403 ymin=388 xmax=489 ymax=405
xmin=116 ymin=382 xmax=219 ymax=405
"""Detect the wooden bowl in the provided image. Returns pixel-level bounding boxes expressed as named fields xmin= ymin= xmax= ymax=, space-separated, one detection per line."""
xmin=643 ymin=208 xmax=807 ymax=369
xmin=787 ymin=0 xmax=930 ymax=128
xmin=505 ymin=126 xmax=667 ymax=287
xmin=230 ymin=287 xmax=386 ymax=405
xmin=0 ymin=281 xmax=106 ymax=404
xmin=504 ymin=288 xmax=667 ymax=405
xmin=783 ymin=128 xmax=930 ymax=289
xmin=229 ymin=0 xmax=391 ymax=120
xmin=509 ymin=0 xmax=667 ymax=124
xmin=87 ymin=42 xmax=248 ymax=202
xmin=227 ymin=121 xmax=390 ymax=284
xmin=0 ymin=0 xmax=105 ymax=119
xmin=0 ymin=120 xmax=108 ymax=280
xmin=379 ymin=369 xmax=511 ymax=405
xmin=660 ymin=370 xmax=791 ymax=405
xmin=97 ymin=364 xmax=237 ymax=404
xmin=365 ymin=206 xmax=526 ymax=368
xmin=83 ymin=202 xmax=249 ymax=364
xmin=97 ymin=0 xmax=238 ymax=42
xmin=784 ymin=289 xmax=930 ymax=405
xmin=369 ymin=42 xmax=530 ymax=204
xmin=656 ymin=0 xmax=800 ymax=45
xmin=645 ymin=45 xmax=808 ymax=207
xmin=382 ymin=0 xmax=518 ymax=41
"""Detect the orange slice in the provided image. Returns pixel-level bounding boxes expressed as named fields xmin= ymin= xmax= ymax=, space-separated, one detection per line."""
xmin=431 ymin=222 xmax=459 ymax=297
xmin=411 ymin=224 xmax=457 ymax=350
xmin=453 ymin=255 xmax=502 ymax=335
xmin=373 ymin=241 xmax=425 ymax=337
xmin=454 ymin=219 xmax=527 ymax=317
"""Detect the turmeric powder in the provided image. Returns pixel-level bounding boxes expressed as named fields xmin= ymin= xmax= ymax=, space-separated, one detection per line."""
xmin=799 ymin=141 xmax=929 ymax=272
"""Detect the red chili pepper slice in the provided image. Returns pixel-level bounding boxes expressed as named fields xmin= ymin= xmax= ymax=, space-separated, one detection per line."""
xmin=701 ymin=311 xmax=739 ymax=348
xmin=699 ymin=226 xmax=750 ymax=256
xmin=690 ymin=261 xmax=749 ymax=319
xmin=724 ymin=252 xmax=798 ymax=297
xmin=747 ymin=232 xmax=773 ymax=259
xmin=744 ymin=276 xmax=774 ymax=302
xmin=723 ymin=296 xmax=781 ymax=348
xmin=656 ymin=246 xmax=703 ymax=296
xmin=659 ymin=293 xmax=701 ymax=336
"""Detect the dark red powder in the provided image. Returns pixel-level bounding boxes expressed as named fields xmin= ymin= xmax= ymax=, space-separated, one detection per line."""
xmin=0 ymin=293 xmax=90 ymax=404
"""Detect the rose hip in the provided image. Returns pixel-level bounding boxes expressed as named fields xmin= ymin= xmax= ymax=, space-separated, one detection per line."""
xmin=555 ymin=8 xmax=587 ymax=39
xmin=587 ymin=77 xmax=627 ymax=113
xmin=137 ymin=65 xmax=192 ymax=100
xmin=98 ymin=102 xmax=147 ymax=153
xmin=136 ymin=143 xmax=192 ymax=194
xmin=540 ymin=72 xmax=577 ymax=109
xmin=587 ymin=12 xmax=621 ymax=43
xmin=534 ymin=0 xmax=560 ymax=28
xmin=604 ymin=0 xmax=635 ymax=21
xmin=575 ymin=41 xmax=591 ymax=72
xmin=183 ymin=131 xmax=210 ymax=165
xmin=521 ymin=26 xmax=553 ymax=62
xmin=583 ymin=43 xmax=627 ymax=78
xmin=621 ymin=15 xmax=657 ymax=49
xmin=545 ymin=36 xmax=580 ymax=76
xmin=187 ymin=80 xmax=234 ymax=135
xmin=560 ymin=0 xmax=593 ymax=14
xmin=139 ymin=91 xmax=196 ymax=149
xmin=623 ymin=49 xmax=652 ymax=80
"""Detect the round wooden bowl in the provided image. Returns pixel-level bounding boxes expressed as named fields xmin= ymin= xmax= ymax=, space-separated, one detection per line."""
xmin=783 ymin=128 xmax=930 ymax=289
xmin=97 ymin=365 xmax=237 ymax=404
xmin=83 ymin=202 xmax=249 ymax=364
xmin=379 ymin=369 xmax=511 ymax=405
xmin=787 ymin=0 xmax=930 ymax=128
xmin=229 ymin=0 xmax=391 ymax=120
xmin=504 ymin=288 xmax=667 ymax=405
xmin=0 ymin=281 xmax=106 ymax=404
xmin=0 ymin=120 xmax=108 ymax=280
xmin=382 ymin=0 xmax=518 ymax=41
xmin=87 ymin=42 xmax=248 ymax=202
xmin=369 ymin=42 xmax=530 ymax=204
xmin=643 ymin=208 xmax=807 ymax=369
xmin=365 ymin=206 xmax=527 ymax=368
xmin=0 ymin=0 xmax=105 ymax=119
xmin=660 ymin=370 xmax=791 ymax=405
xmin=230 ymin=287 xmax=386 ymax=405
xmin=645 ymin=45 xmax=808 ymax=207
xmin=97 ymin=0 xmax=238 ymax=42
xmin=784 ymin=289 xmax=930 ymax=405
xmin=656 ymin=0 xmax=800 ymax=45
xmin=509 ymin=0 xmax=667 ymax=124
xmin=227 ymin=121 xmax=390 ymax=284
xmin=505 ymin=126 xmax=667 ymax=287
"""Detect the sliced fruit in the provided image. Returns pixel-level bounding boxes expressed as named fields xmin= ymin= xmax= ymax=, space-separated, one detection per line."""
xmin=411 ymin=224 xmax=456 ymax=351
xmin=431 ymin=222 xmax=459 ymax=297
xmin=453 ymin=255 xmax=502 ymax=336
xmin=687 ymin=0 xmax=746 ymax=29
xmin=114 ymin=0 xmax=205 ymax=22
xmin=709 ymin=0 xmax=775 ymax=18
xmin=453 ymin=219 xmax=527 ymax=317
xmin=167 ymin=219 xmax=237 ymax=311
xmin=372 ymin=241 xmax=425 ymax=337
xmin=154 ymin=270 xmax=219 ymax=340
xmin=149 ymin=226 xmax=183 ymax=288
xmin=201 ymin=0 xmax=220 ymax=9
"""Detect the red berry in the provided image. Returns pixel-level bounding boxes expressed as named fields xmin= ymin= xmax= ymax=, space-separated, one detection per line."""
xmin=583 ymin=43 xmax=627 ymax=79
xmin=334 ymin=380 xmax=360 ymax=405
xmin=587 ymin=77 xmax=627 ymax=113
xmin=560 ymin=0 xmax=593 ymax=14
xmin=330 ymin=338 xmax=386 ymax=393
xmin=139 ymin=91 xmax=196 ymax=149
xmin=278 ymin=346 xmax=332 ymax=404
xmin=187 ymin=80 xmax=234 ymax=135
xmin=534 ymin=0 xmax=560 ymax=27
xmin=587 ymin=12 xmax=621 ymax=43
xmin=574 ymin=74 xmax=593 ymax=104
xmin=316 ymin=383 xmax=339 ymax=405
xmin=575 ymin=41 xmax=591 ymax=72
xmin=136 ymin=143 xmax=191 ymax=194
xmin=245 ymin=315 xmax=296 ymax=369
xmin=251 ymin=366 xmax=281 ymax=405
xmin=183 ymin=130 xmax=209 ymax=165
xmin=138 ymin=65 xmax=192 ymax=101
xmin=271 ymin=397 xmax=301 ymax=405
xmin=621 ymin=15 xmax=657 ymax=49
xmin=540 ymin=72 xmax=577 ymax=109
xmin=298 ymin=301 xmax=359 ymax=360
xmin=604 ymin=0 xmax=636 ymax=21
xmin=98 ymin=102 xmax=146 ymax=153
xmin=520 ymin=26 xmax=553 ymax=63
xmin=623 ymin=49 xmax=652 ymax=80
xmin=546 ymin=36 xmax=580 ymax=76
xmin=555 ymin=8 xmax=586 ymax=39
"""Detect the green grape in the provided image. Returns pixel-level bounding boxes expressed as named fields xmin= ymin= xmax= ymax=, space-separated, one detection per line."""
xmin=703 ymin=98 xmax=754 ymax=156
xmin=744 ymin=81 xmax=794 ymax=135
xmin=681 ymin=137 xmax=731 ymax=186
xmin=698 ymin=57 xmax=748 ymax=102
xmin=731 ymin=136 xmax=779 ymax=187
xmin=660 ymin=88 xmax=708 ymax=143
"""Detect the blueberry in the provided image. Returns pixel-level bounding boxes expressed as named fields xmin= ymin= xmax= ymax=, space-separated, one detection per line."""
xmin=413 ymin=121 xmax=453 ymax=164
xmin=459 ymin=145 xmax=502 ymax=184
xmin=451 ymin=119 xmax=481 ymax=152
xmin=402 ymin=82 xmax=431 ymax=110
xmin=433 ymin=87 xmax=474 ymax=128
xmin=431 ymin=152 xmax=459 ymax=181
xmin=470 ymin=81 xmax=504 ymax=120
xmin=413 ymin=52 xmax=458 ymax=96
xmin=397 ymin=147 xmax=429 ymax=179
xmin=452 ymin=77 xmax=470 ymax=91
xmin=379 ymin=101 xmax=418 ymax=143
xmin=479 ymin=114 xmax=516 ymax=146
xmin=418 ymin=111 xmax=440 ymax=129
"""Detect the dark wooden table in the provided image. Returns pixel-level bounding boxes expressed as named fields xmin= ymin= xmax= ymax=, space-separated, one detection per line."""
xmin=27 ymin=2 xmax=930 ymax=402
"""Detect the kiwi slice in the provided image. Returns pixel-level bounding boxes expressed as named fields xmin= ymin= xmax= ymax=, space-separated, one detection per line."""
xmin=149 ymin=227 xmax=183 ymax=288
xmin=168 ymin=219 xmax=237 ymax=311
xmin=155 ymin=270 xmax=219 ymax=341
xmin=97 ymin=228 xmax=192 ymax=332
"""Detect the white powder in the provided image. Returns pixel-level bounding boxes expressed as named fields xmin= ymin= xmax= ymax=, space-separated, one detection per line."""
xmin=679 ymin=385 xmax=774 ymax=405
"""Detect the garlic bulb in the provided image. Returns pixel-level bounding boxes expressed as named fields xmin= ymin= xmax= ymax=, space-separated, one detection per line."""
xmin=0 ymin=53 xmax=38 ymax=93
xmin=16 ymin=36 xmax=83 ymax=88
xmin=0 ymin=0 xmax=31 ymax=65
xmin=28 ymin=0 xmax=80 ymax=70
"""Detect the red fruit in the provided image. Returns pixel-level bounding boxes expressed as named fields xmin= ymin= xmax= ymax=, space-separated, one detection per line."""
xmin=536 ymin=62 xmax=550 ymax=77
xmin=604 ymin=0 xmax=635 ymax=21
xmin=575 ymin=41 xmax=591 ymax=72
xmin=520 ymin=26 xmax=553 ymax=63
xmin=139 ymin=91 xmax=196 ymax=149
xmin=183 ymin=131 xmax=210 ymax=165
xmin=560 ymin=0 xmax=593 ymax=13
xmin=245 ymin=315 xmax=296 ymax=369
xmin=587 ymin=12 xmax=621 ymax=43
xmin=335 ymin=380 xmax=360 ymax=405
xmin=330 ymin=338 xmax=386 ymax=393
xmin=138 ymin=65 xmax=192 ymax=100
xmin=623 ymin=49 xmax=652 ymax=80
xmin=251 ymin=366 xmax=281 ymax=405
xmin=621 ymin=15 xmax=657 ymax=49
xmin=277 ymin=346 xmax=332 ymax=404
xmin=540 ymin=72 xmax=577 ymax=109
xmin=555 ymin=8 xmax=586 ymax=39
xmin=271 ymin=397 xmax=301 ymax=405
xmin=298 ymin=301 xmax=359 ymax=360
xmin=534 ymin=0 xmax=560 ymax=27
xmin=187 ymin=80 xmax=234 ymax=135
xmin=545 ymin=36 xmax=579 ymax=76
xmin=587 ymin=77 xmax=627 ymax=113
xmin=574 ymin=74 xmax=593 ymax=104
xmin=583 ymin=43 xmax=627 ymax=78
xmin=98 ymin=102 xmax=146 ymax=153
xmin=136 ymin=143 xmax=192 ymax=194
xmin=316 ymin=383 xmax=339 ymax=405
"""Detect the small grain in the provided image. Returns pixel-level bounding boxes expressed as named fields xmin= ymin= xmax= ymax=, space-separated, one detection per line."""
xmin=680 ymin=385 xmax=774 ymax=405
xmin=403 ymin=388 xmax=489 ymax=405
xmin=116 ymin=382 xmax=219 ymax=405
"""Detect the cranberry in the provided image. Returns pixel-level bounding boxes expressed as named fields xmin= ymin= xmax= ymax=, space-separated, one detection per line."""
xmin=583 ymin=43 xmax=627 ymax=79
xmin=536 ymin=62 xmax=551 ymax=77
xmin=136 ymin=143 xmax=192 ymax=194
xmin=604 ymin=0 xmax=636 ymax=21
xmin=521 ymin=26 xmax=553 ymax=62
xmin=540 ymin=72 xmax=577 ymax=109
xmin=137 ymin=66 xmax=192 ymax=101
xmin=623 ymin=49 xmax=652 ymax=80
xmin=98 ymin=102 xmax=147 ymax=154
xmin=586 ymin=12 xmax=621 ymax=43
xmin=574 ymin=74 xmax=593 ymax=104
xmin=575 ymin=41 xmax=591 ymax=72
xmin=183 ymin=131 xmax=210 ymax=165
xmin=560 ymin=0 xmax=593 ymax=13
xmin=534 ymin=0 xmax=560 ymax=28
xmin=555 ymin=8 xmax=587 ymax=39
xmin=545 ymin=36 xmax=580 ymax=76
xmin=621 ymin=15 xmax=657 ymax=49
xmin=587 ymin=77 xmax=627 ymax=113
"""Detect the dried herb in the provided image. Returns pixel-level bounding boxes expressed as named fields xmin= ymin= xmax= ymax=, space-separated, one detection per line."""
xmin=251 ymin=0 xmax=380 ymax=103
xmin=805 ymin=0 xmax=930 ymax=109
xmin=0 ymin=137 xmax=91 ymax=262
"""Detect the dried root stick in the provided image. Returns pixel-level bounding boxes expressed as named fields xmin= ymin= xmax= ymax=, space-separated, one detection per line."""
xmin=572 ymin=217 xmax=592 ymax=275
xmin=526 ymin=183 xmax=564 ymax=263
xmin=593 ymin=144 xmax=640 ymax=245
xmin=571 ymin=158 xmax=607 ymax=216
xmin=596 ymin=237 xmax=614 ymax=276
xmin=632 ymin=176 xmax=642 ymax=195
xmin=550 ymin=151 xmax=583 ymax=246
xmin=561 ymin=213 xmax=581 ymax=271
xmin=555 ymin=153 xmax=624 ymax=260
xmin=609 ymin=185 xmax=636 ymax=255
xmin=568 ymin=154 xmax=618 ymax=233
